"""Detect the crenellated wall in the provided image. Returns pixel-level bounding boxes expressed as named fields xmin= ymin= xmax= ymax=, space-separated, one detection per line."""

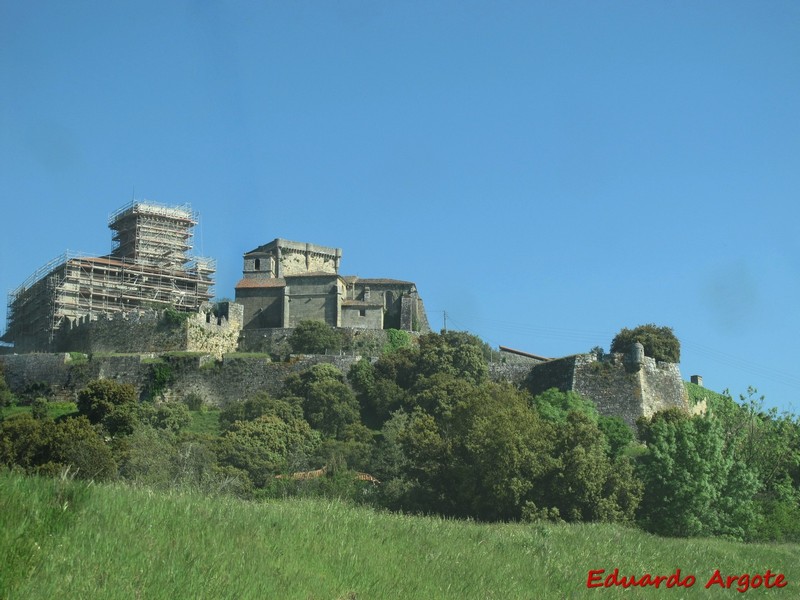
xmin=51 ymin=302 xmax=243 ymax=359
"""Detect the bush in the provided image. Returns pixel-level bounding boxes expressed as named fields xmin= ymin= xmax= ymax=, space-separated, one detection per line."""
xmin=610 ymin=324 xmax=680 ymax=363
xmin=0 ymin=363 xmax=15 ymax=408
xmin=162 ymin=306 xmax=191 ymax=327
xmin=288 ymin=321 xmax=342 ymax=354
xmin=76 ymin=379 xmax=138 ymax=436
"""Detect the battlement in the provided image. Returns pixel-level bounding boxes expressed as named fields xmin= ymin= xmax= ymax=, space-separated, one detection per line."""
xmin=52 ymin=302 xmax=243 ymax=359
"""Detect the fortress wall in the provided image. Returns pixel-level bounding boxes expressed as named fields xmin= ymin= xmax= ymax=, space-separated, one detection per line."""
xmin=240 ymin=327 xmax=421 ymax=357
xmin=571 ymin=353 xmax=689 ymax=428
xmin=55 ymin=312 xmax=186 ymax=354
xmin=488 ymin=361 xmax=536 ymax=385
xmin=639 ymin=359 xmax=690 ymax=418
xmin=168 ymin=355 xmax=362 ymax=407
xmin=51 ymin=304 xmax=243 ymax=358
xmin=0 ymin=353 xmax=361 ymax=407
xmin=524 ymin=352 xmax=690 ymax=428
xmin=0 ymin=353 xmax=148 ymax=401
xmin=524 ymin=356 xmax=579 ymax=397
xmin=571 ymin=354 xmax=645 ymax=428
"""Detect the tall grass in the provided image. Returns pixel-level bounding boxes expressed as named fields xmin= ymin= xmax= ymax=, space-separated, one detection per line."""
xmin=1 ymin=470 xmax=797 ymax=599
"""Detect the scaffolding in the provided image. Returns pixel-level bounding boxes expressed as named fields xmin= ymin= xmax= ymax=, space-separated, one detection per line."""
xmin=109 ymin=200 xmax=198 ymax=269
xmin=2 ymin=202 xmax=215 ymax=352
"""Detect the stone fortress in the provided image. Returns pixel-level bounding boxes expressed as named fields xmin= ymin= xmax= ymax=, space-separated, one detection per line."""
xmin=1 ymin=200 xmax=689 ymax=428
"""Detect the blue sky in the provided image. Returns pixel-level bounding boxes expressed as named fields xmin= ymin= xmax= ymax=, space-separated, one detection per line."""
xmin=2 ymin=1 xmax=799 ymax=414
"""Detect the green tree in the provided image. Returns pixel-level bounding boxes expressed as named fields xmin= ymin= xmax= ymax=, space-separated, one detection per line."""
xmin=0 ymin=413 xmax=115 ymax=480
xmin=0 ymin=362 xmax=14 ymax=408
xmin=288 ymin=320 xmax=342 ymax=354
xmin=637 ymin=409 xmax=759 ymax=539
xmin=145 ymin=402 xmax=192 ymax=433
xmin=597 ymin=415 xmax=634 ymax=459
xmin=0 ymin=413 xmax=54 ymax=470
xmin=77 ymin=379 xmax=138 ymax=434
xmin=415 ymin=331 xmax=488 ymax=385
xmin=219 ymin=393 xmax=303 ymax=431
xmin=49 ymin=416 xmax=116 ymax=480
xmin=531 ymin=388 xmax=599 ymax=423
xmin=536 ymin=412 xmax=642 ymax=524
xmin=283 ymin=364 xmax=359 ymax=439
xmin=216 ymin=415 xmax=320 ymax=487
xmin=395 ymin=379 xmax=555 ymax=520
xmin=610 ymin=324 xmax=681 ymax=363
xmin=707 ymin=388 xmax=800 ymax=542
xmin=382 ymin=329 xmax=412 ymax=354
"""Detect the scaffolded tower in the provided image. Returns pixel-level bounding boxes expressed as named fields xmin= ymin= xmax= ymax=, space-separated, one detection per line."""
xmin=2 ymin=201 xmax=215 ymax=352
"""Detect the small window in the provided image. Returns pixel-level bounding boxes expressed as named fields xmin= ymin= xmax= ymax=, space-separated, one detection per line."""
xmin=254 ymin=258 xmax=261 ymax=270
xmin=359 ymin=309 xmax=366 ymax=317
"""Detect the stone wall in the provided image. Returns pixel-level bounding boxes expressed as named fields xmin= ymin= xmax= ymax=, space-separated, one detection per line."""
xmin=525 ymin=352 xmax=690 ymax=428
xmin=1 ymin=345 xmax=689 ymax=425
xmin=51 ymin=303 xmax=243 ymax=359
xmin=0 ymin=352 xmax=361 ymax=407
xmin=239 ymin=327 xmax=420 ymax=358
xmin=54 ymin=311 xmax=186 ymax=354
xmin=186 ymin=302 xmax=242 ymax=358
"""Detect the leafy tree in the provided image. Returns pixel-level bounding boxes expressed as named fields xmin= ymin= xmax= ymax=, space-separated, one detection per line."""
xmin=636 ymin=408 xmax=759 ymax=539
xmin=288 ymin=320 xmax=342 ymax=354
xmin=531 ymin=388 xmax=599 ymax=424
xmin=536 ymin=412 xmax=642 ymax=524
xmin=0 ymin=362 xmax=14 ymax=407
xmin=0 ymin=413 xmax=115 ymax=480
xmin=415 ymin=331 xmax=488 ymax=385
xmin=610 ymin=324 xmax=680 ymax=363
xmin=706 ymin=388 xmax=800 ymax=542
xmin=48 ymin=416 xmax=116 ymax=480
xmin=117 ymin=426 xmax=220 ymax=490
xmin=283 ymin=364 xmax=359 ymax=439
xmin=31 ymin=397 xmax=49 ymax=420
xmin=598 ymin=415 xmax=635 ymax=459
xmin=77 ymin=379 xmax=138 ymax=433
xmin=0 ymin=413 xmax=55 ymax=470
xmin=394 ymin=379 xmax=556 ymax=520
xmin=219 ymin=392 xmax=303 ymax=431
xmin=216 ymin=415 xmax=320 ymax=487
xmin=148 ymin=402 xmax=192 ymax=433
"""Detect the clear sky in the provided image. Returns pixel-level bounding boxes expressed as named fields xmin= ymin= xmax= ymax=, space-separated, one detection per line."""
xmin=1 ymin=1 xmax=799 ymax=414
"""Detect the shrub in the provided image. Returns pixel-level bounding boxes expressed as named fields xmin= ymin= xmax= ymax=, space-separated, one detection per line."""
xmin=76 ymin=379 xmax=138 ymax=436
xmin=162 ymin=306 xmax=191 ymax=327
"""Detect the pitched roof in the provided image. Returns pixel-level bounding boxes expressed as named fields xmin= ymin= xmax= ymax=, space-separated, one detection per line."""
xmin=235 ymin=278 xmax=286 ymax=289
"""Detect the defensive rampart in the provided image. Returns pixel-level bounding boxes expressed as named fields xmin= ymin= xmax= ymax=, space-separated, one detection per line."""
xmin=525 ymin=350 xmax=689 ymax=427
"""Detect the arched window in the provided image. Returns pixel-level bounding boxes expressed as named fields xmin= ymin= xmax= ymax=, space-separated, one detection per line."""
xmin=254 ymin=258 xmax=261 ymax=271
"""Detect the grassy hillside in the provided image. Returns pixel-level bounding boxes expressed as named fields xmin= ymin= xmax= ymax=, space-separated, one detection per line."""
xmin=2 ymin=471 xmax=798 ymax=599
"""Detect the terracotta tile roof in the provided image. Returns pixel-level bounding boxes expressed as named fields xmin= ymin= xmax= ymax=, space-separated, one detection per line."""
xmin=235 ymin=278 xmax=286 ymax=289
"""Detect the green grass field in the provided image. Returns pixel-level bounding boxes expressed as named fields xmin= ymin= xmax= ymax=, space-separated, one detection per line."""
xmin=1 ymin=471 xmax=797 ymax=599
xmin=0 ymin=401 xmax=78 ymax=421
